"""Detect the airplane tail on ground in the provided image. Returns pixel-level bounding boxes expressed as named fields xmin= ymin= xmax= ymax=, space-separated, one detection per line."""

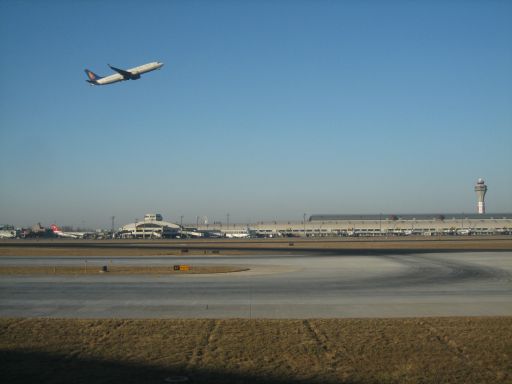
xmin=50 ymin=224 xmax=60 ymax=233
xmin=84 ymin=69 xmax=102 ymax=84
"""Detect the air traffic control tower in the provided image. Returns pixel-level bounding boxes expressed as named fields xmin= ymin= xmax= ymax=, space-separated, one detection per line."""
xmin=474 ymin=178 xmax=488 ymax=214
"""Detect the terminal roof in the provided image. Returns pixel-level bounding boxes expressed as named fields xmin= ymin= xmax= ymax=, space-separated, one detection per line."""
xmin=309 ymin=213 xmax=512 ymax=221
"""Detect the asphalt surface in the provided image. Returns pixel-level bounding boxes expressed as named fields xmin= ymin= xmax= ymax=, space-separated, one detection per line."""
xmin=1 ymin=252 xmax=511 ymax=318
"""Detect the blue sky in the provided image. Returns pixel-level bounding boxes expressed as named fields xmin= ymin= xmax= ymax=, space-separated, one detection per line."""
xmin=1 ymin=0 xmax=511 ymax=228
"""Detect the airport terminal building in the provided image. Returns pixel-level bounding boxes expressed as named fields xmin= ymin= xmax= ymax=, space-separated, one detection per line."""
xmin=197 ymin=213 xmax=512 ymax=237
xmin=117 ymin=181 xmax=511 ymax=238
xmin=120 ymin=213 xmax=512 ymax=238
xmin=306 ymin=213 xmax=512 ymax=236
xmin=118 ymin=214 xmax=180 ymax=239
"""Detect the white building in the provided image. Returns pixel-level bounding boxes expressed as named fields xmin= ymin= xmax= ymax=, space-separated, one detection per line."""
xmin=119 ymin=213 xmax=180 ymax=239
xmin=118 ymin=213 xmax=512 ymax=239
xmin=197 ymin=213 xmax=512 ymax=238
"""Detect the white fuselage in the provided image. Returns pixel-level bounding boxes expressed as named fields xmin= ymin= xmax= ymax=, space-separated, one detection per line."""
xmin=51 ymin=225 xmax=86 ymax=239
xmin=0 ymin=230 xmax=16 ymax=239
xmin=53 ymin=230 xmax=80 ymax=239
xmin=180 ymin=230 xmax=203 ymax=238
xmin=97 ymin=62 xmax=164 ymax=85
xmin=225 ymin=232 xmax=250 ymax=238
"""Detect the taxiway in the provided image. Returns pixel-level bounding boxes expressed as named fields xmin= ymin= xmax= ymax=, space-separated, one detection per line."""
xmin=1 ymin=252 xmax=511 ymax=318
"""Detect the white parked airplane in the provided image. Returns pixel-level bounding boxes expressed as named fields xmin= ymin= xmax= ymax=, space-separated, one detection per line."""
xmin=180 ymin=229 xmax=203 ymax=238
xmin=224 ymin=229 xmax=250 ymax=238
xmin=0 ymin=229 xmax=16 ymax=239
xmin=50 ymin=224 xmax=91 ymax=239
xmin=84 ymin=61 xmax=163 ymax=85
xmin=225 ymin=233 xmax=250 ymax=238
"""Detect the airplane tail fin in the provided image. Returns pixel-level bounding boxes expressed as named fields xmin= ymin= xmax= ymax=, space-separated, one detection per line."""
xmin=50 ymin=224 xmax=60 ymax=233
xmin=84 ymin=69 xmax=102 ymax=84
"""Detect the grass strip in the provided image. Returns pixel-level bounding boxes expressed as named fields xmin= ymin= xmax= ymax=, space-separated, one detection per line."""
xmin=1 ymin=317 xmax=510 ymax=383
xmin=0 ymin=265 xmax=249 ymax=275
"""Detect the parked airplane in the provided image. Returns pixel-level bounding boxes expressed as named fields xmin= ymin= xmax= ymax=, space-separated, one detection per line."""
xmin=225 ymin=229 xmax=250 ymax=238
xmin=50 ymin=224 xmax=91 ymax=239
xmin=179 ymin=229 xmax=203 ymax=238
xmin=84 ymin=61 xmax=163 ymax=85
xmin=226 ymin=233 xmax=250 ymax=238
xmin=0 ymin=226 xmax=16 ymax=239
xmin=199 ymin=230 xmax=224 ymax=238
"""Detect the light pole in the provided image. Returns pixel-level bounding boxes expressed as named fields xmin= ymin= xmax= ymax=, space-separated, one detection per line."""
xmin=180 ymin=215 xmax=184 ymax=228
xmin=303 ymin=213 xmax=306 ymax=237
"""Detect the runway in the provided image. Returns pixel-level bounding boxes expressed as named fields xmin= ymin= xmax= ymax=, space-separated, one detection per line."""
xmin=1 ymin=252 xmax=511 ymax=318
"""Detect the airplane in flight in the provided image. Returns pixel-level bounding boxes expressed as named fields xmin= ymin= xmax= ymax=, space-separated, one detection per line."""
xmin=84 ymin=61 xmax=163 ymax=85
xmin=50 ymin=224 xmax=92 ymax=239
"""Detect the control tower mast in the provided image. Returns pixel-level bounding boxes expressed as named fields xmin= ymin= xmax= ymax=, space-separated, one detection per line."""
xmin=474 ymin=178 xmax=488 ymax=214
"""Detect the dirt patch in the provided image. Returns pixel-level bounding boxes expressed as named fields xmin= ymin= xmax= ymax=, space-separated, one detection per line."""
xmin=0 ymin=236 xmax=511 ymax=257
xmin=0 ymin=265 xmax=248 ymax=275
xmin=0 ymin=246 xmax=251 ymax=257
xmin=0 ymin=317 xmax=510 ymax=383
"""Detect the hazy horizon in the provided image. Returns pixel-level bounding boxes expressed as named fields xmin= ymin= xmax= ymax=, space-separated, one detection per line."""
xmin=1 ymin=1 xmax=511 ymax=229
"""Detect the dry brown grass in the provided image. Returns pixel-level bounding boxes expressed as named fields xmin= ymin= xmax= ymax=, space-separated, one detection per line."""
xmin=0 ymin=236 xmax=511 ymax=257
xmin=1 ymin=317 xmax=510 ymax=383
xmin=0 ymin=265 xmax=248 ymax=275
xmin=0 ymin=246 xmax=248 ymax=257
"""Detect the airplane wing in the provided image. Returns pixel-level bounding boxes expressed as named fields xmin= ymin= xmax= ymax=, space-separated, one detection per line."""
xmin=108 ymin=64 xmax=136 ymax=79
